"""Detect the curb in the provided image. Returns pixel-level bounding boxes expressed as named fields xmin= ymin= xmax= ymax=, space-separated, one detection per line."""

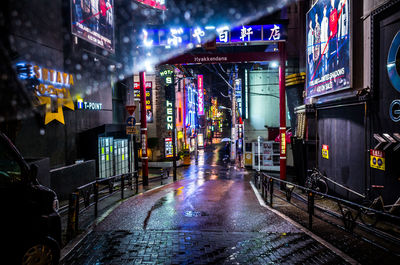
xmin=249 ymin=181 xmax=360 ymax=265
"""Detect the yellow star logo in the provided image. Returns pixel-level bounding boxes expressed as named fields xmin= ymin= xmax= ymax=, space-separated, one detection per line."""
xmin=36 ymin=89 xmax=75 ymax=125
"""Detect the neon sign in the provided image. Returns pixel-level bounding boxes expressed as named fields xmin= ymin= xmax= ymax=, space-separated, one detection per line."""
xmin=166 ymin=100 xmax=173 ymax=130
xmin=16 ymin=63 xmax=75 ymax=125
xmin=140 ymin=24 xmax=286 ymax=48
xmin=198 ymin=75 xmax=204 ymax=115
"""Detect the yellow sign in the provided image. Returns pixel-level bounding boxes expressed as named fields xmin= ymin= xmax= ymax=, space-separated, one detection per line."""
xmin=281 ymin=133 xmax=286 ymax=155
xmin=370 ymin=149 xmax=385 ymax=171
xmin=32 ymin=65 xmax=75 ymax=125
xmin=322 ymin=144 xmax=329 ymax=159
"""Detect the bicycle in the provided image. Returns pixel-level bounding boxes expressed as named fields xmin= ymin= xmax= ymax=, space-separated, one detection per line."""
xmin=305 ymin=167 xmax=328 ymax=198
xmin=360 ymin=185 xmax=400 ymax=226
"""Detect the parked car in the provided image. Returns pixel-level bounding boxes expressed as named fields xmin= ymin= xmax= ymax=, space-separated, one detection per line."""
xmin=0 ymin=131 xmax=61 ymax=264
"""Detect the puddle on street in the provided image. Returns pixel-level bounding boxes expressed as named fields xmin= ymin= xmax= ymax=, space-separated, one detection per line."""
xmin=184 ymin=210 xmax=209 ymax=217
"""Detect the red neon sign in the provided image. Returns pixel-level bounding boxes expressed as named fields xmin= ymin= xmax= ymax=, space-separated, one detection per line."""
xmin=198 ymin=75 xmax=204 ymax=115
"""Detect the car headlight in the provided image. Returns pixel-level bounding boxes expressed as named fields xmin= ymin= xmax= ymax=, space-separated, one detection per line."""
xmin=53 ymin=198 xmax=59 ymax=212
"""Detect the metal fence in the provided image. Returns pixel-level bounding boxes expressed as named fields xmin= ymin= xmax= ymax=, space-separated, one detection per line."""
xmin=253 ymin=172 xmax=400 ymax=256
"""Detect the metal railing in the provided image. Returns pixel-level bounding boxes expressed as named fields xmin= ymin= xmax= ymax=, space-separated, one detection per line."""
xmin=253 ymin=172 xmax=400 ymax=256
xmin=66 ymin=171 xmax=139 ymax=241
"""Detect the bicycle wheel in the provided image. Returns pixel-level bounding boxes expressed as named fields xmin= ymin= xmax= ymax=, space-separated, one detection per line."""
xmin=315 ymin=179 xmax=328 ymax=195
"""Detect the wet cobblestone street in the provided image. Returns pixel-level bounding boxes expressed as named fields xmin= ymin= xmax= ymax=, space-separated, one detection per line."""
xmin=62 ymin=146 xmax=351 ymax=264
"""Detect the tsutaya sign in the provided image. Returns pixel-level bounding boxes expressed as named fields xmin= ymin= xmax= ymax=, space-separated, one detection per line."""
xmin=17 ymin=63 xmax=75 ymax=125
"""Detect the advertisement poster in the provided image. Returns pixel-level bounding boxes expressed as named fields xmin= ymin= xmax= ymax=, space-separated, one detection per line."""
xmin=306 ymin=0 xmax=350 ymax=98
xmin=71 ymin=0 xmax=114 ymax=52
xmin=134 ymin=81 xmax=153 ymax=123
xmin=165 ymin=138 xmax=173 ymax=158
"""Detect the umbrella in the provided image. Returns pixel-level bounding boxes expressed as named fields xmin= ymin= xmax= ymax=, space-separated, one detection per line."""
xmin=221 ymin=138 xmax=231 ymax=142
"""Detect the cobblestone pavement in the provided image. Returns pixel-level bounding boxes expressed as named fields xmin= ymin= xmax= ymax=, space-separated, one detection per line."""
xmin=62 ymin=230 xmax=348 ymax=264
xmin=62 ymin=146 xmax=350 ymax=264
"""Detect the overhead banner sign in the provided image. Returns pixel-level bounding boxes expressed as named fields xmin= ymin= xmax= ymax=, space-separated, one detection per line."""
xmin=140 ymin=24 xmax=287 ymax=49
xmin=306 ymin=0 xmax=350 ymax=98
xmin=163 ymin=52 xmax=279 ymax=65
xmin=71 ymin=0 xmax=115 ymax=52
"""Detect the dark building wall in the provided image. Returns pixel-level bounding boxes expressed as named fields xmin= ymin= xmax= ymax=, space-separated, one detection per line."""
xmin=7 ymin=0 xmax=116 ymax=167
xmin=370 ymin=1 xmax=400 ymax=203
xmin=317 ymin=104 xmax=366 ymax=201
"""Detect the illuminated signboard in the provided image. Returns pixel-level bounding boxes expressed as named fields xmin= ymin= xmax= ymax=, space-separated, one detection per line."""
xmin=77 ymin=100 xmax=102 ymax=110
xmin=235 ymin=79 xmax=242 ymax=117
xmin=197 ymin=75 xmax=204 ymax=115
xmin=140 ymin=24 xmax=287 ymax=48
xmin=16 ymin=63 xmax=75 ymax=125
xmin=71 ymin=0 xmax=114 ymax=52
xmin=166 ymin=100 xmax=173 ymax=130
xmin=134 ymin=81 xmax=153 ymax=123
xmin=230 ymin=25 xmax=262 ymax=43
xmin=185 ymin=84 xmax=198 ymax=135
xmin=136 ymin=0 xmax=166 ymax=11
xmin=165 ymin=137 xmax=173 ymax=158
xmin=306 ymin=0 xmax=350 ymax=98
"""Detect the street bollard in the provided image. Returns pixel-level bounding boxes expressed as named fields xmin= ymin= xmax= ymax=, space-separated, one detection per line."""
xmin=308 ymin=191 xmax=315 ymax=229
xmin=66 ymin=191 xmax=79 ymax=241
xmin=94 ymin=182 xmax=98 ymax=217
xmin=261 ymin=176 xmax=265 ymax=199
xmin=269 ymin=178 xmax=274 ymax=207
xmin=134 ymin=171 xmax=139 ymax=194
xmin=121 ymin=174 xmax=125 ymax=200
xmin=128 ymin=172 xmax=133 ymax=190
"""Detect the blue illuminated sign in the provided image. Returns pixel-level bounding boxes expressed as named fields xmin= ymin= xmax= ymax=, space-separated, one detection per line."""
xmin=140 ymin=24 xmax=286 ymax=48
xmin=230 ymin=25 xmax=262 ymax=43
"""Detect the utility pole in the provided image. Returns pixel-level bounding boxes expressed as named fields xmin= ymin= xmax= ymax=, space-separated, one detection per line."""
xmin=278 ymin=42 xmax=287 ymax=182
xmin=139 ymin=71 xmax=149 ymax=186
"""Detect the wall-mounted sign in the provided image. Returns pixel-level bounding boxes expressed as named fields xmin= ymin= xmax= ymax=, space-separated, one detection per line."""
xmin=135 ymin=0 xmax=166 ymax=11
xmin=159 ymin=69 xmax=174 ymax=85
xmin=77 ymin=100 xmax=102 ymax=110
xmin=16 ymin=63 xmax=75 ymax=125
xmin=166 ymin=100 xmax=173 ymax=130
xmin=71 ymin=0 xmax=114 ymax=52
xmin=133 ymin=81 xmax=152 ymax=99
xmin=306 ymin=0 xmax=350 ymax=98
xmin=133 ymin=81 xmax=153 ymax=123
xmin=322 ymin=144 xmax=329 ymax=159
xmin=197 ymin=75 xmax=204 ymax=115
xmin=235 ymin=79 xmax=242 ymax=117
xmin=370 ymin=149 xmax=385 ymax=171
xmin=387 ymin=31 xmax=400 ymax=123
xmin=165 ymin=137 xmax=173 ymax=158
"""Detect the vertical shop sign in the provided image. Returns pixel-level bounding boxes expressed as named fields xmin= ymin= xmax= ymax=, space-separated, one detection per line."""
xmin=198 ymin=75 xmax=204 ymax=115
xmin=370 ymin=149 xmax=385 ymax=171
xmin=134 ymin=81 xmax=153 ymax=122
xmin=322 ymin=144 xmax=329 ymax=159
xmin=165 ymin=137 xmax=173 ymax=157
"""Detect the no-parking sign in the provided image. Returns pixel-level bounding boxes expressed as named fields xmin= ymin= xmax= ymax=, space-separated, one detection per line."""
xmin=370 ymin=149 xmax=385 ymax=171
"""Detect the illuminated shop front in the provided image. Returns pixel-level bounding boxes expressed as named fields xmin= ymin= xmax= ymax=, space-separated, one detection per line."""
xmin=185 ymin=82 xmax=198 ymax=152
